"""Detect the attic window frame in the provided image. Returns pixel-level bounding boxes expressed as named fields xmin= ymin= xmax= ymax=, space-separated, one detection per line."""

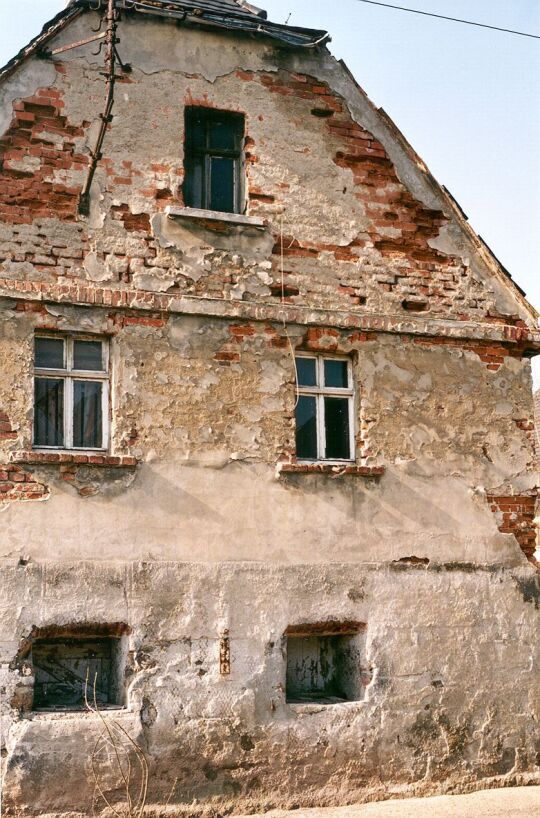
xmin=183 ymin=106 xmax=246 ymax=215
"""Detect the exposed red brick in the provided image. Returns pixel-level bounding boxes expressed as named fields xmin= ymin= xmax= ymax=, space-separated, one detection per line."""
xmin=0 ymin=89 xmax=88 ymax=223
xmin=9 ymin=451 xmax=138 ymax=468
xmin=279 ymin=463 xmax=385 ymax=477
xmin=487 ymin=493 xmax=537 ymax=562
xmin=0 ymin=464 xmax=49 ymax=503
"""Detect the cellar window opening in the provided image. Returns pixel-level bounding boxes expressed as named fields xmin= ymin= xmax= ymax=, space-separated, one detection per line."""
xmin=285 ymin=622 xmax=366 ymax=705
xmin=31 ymin=634 xmax=126 ymax=712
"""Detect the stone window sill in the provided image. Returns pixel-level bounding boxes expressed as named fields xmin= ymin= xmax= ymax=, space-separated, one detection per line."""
xmin=289 ymin=700 xmax=363 ymax=715
xmin=277 ymin=463 xmax=385 ymax=477
xmin=10 ymin=451 xmax=139 ymax=468
xmin=25 ymin=706 xmax=130 ymax=721
xmin=167 ymin=206 xmax=265 ymax=229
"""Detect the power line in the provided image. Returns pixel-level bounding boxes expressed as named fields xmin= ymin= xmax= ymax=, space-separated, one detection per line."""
xmin=353 ymin=0 xmax=540 ymax=40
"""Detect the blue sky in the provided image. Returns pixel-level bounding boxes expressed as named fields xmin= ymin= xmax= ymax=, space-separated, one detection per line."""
xmin=1 ymin=1 xmax=539 ymax=382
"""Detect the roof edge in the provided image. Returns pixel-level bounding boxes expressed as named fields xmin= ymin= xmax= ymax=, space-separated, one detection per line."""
xmin=338 ymin=59 xmax=538 ymax=327
xmin=0 ymin=1 xmax=330 ymax=86
xmin=0 ymin=4 xmax=83 ymax=85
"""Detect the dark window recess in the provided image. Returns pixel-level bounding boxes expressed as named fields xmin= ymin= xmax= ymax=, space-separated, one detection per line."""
xmin=324 ymin=397 xmax=350 ymax=459
xmin=34 ymin=378 xmax=64 ymax=447
xmin=296 ymin=357 xmax=317 ymax=387
xmin=32 ymin=637 xmax=124 ymax=710
xmin=35 ymin=337 xmax=64 ymax=369
xmin=73 ymin=340 xmax=103 ymax=371
xmin=73 ymin=380 xmax=103 ymax=449
xmin=286 ymin=629 xmax=366 ymax=704
xmin=184 ymin=107 xmax=244 ymax=214
xmin=324 ymin=359 xmax=348 ymax=389
xmin=295 ymin=395 xmax=317 ymax=460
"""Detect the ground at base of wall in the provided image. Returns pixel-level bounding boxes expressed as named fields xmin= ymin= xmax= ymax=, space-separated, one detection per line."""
xmin=11 ymin=786 xmax=540 ymax=818
xmin=238 ymin=786 xmax=540 ymax=818
xmin=8 ymin=782 xmax=540 ymax=818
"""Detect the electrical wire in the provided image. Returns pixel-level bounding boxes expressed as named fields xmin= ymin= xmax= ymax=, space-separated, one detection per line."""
xmin=352 ymin=0 xmax=540 ymax=40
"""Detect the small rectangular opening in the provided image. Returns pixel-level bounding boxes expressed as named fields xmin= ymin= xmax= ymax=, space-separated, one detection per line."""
xmin=32 ymin=636 xmax=125 ymax=711
xmin=285 ymin=623 xmax=366 ymax=705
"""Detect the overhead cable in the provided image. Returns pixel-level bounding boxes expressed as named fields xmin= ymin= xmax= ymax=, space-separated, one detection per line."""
xmin=353 ymin=0 xmax=540 ymax=40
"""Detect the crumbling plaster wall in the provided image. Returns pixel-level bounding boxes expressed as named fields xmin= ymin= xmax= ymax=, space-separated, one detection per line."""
xmin=0 ymin=12 xmax=539 ymax=815
xmin=0 ymin=301 xmax=536 ymax=563
xmin=0 ymin=13 xmax=535 ymax=323
xmin=1 ymin=561 xmax=539 ymax=815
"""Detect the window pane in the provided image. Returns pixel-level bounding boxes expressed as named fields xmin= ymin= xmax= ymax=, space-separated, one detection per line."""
xmin=324 ymin=359 xmax=349 ymax=388
xmin=34 ymin=378 xmax=64 ymax=447
xmin=296 ymin=357 xmax=317 ymax=387
xmin=35 ymin=337 xmax=64 ymax=370
xmin=295 ymin=395 xmax=317 ymax=459
xmin=73 ymin=340 xmax=103 ymax=371
xmin=184 ymin=156 xmax=204 ymax=209
xmin=324 ymin=397 xmax=350 ymax=459
xmin=73 ymin=380 xmax=103 ymax=448
xmin=209 ymin=156 xmax=235 ymax=212
xmin=209 ymin=116 xmax=240 ymax=151
xmin=190 ymin=116 xmax=206 ymax=150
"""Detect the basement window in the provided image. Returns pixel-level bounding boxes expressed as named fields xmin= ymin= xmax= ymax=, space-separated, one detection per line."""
xmin=32 ymin=636 xmax=125 ymax=711
xmin=184 ymin=107 xmax=245 ymax=214
xmin=285 ymin=623 xmax=367 ymax=705
xmin=33 ymin=334 xmax=109 ymax=450
xmin=295 ymin=355 xmax=354 ymax=461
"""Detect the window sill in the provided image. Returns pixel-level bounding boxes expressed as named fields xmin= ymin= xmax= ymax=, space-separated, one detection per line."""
xmin=167 ymin=206 xmax=266 ymax=229
xmin=277 ymin=463 xmax=385 ymax=477
xmin=10 ymin=451 xmax=139 ymax=468
xmin=288 ymin=700 xmax=363 ymax=715
xmin=25 ymin=706 xmax=129 ymax=721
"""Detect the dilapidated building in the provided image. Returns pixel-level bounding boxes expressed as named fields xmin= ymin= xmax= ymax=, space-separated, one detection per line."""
xmin=0 ymin=0 xmax=539 ymax=814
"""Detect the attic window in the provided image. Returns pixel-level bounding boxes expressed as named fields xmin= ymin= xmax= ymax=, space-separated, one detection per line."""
xmin=285 ymin=622 xmax=367 ymax=705
xmin=184 ymin=107 xmax=245 ymax=214
xmin=31 ymin=635 xmax=125 ymax=711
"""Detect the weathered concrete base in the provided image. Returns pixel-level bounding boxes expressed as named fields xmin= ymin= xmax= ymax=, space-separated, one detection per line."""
xmin=1 ymin=561 xmax=539 ymax=815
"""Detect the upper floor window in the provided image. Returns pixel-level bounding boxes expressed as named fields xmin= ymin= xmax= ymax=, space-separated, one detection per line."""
xmin=295 ymin=355 xmax=354 ymax=461
xmin=34 ymin=335 xmax=109 ymax=451
xmin=184 ymin=107 xmax=245 ymax=214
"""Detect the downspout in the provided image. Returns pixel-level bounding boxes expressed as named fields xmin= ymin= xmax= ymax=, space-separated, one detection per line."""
xmin=78 ymin=0 xmax=118 ymax=216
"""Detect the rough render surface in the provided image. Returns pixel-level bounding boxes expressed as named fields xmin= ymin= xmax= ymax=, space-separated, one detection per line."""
xmin=1 ymin=562 xmax=540 ymax=816
xmin=0 ymin=9 xmax=538 ymax=815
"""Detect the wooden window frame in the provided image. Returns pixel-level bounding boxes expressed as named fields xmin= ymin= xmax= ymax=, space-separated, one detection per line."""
xmin=33 ymin=333 xmax=110 ymax=452
xmin=295 ymin=354 xmax=355 ymax=463
xmin=183 ymin=106 xmax=245 ymax=215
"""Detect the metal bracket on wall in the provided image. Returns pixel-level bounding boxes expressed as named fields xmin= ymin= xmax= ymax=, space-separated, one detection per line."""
xmin=219 ymin=630 xmax=231 ymax=676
